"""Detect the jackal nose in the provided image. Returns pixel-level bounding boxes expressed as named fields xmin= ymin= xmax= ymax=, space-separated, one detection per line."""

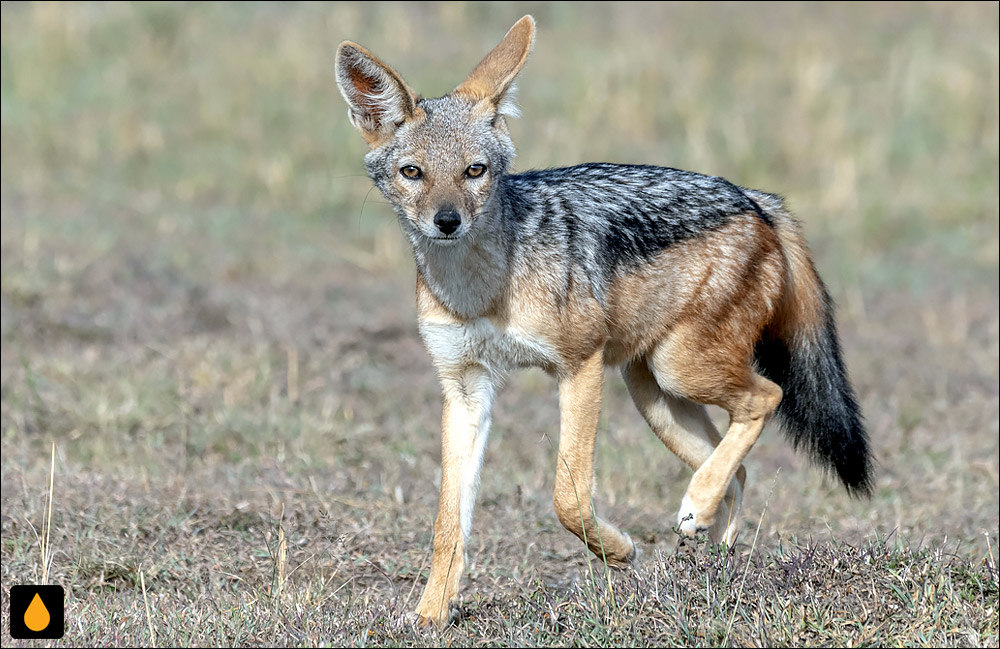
xmin=433 ymin=209 xmax=462 ymax=236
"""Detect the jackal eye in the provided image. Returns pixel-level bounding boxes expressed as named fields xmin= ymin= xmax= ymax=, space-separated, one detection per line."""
xmin=465 ymin=163 xmax=487 ymax=179
xmin=400 ymin=165 xmax=423 ymax=179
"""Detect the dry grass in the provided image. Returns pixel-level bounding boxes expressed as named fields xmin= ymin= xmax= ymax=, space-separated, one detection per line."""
xmin=1 ymin=2 xmax=998 ymax=646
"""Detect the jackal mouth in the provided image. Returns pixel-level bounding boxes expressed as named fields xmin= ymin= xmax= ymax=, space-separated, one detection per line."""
xmin=426 ymin=235 xmax=463 ymax=246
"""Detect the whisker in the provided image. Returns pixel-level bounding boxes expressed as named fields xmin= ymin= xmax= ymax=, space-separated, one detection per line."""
xmin=357 ymin=184 xmax=379 ymax=236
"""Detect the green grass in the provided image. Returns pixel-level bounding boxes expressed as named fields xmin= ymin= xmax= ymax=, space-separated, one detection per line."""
xmin=2 ymin=2 xmax=998 ymax=646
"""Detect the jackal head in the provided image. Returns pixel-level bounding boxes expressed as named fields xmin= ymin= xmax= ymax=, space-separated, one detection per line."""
xmin=336 ymin=16 xmax=534 ymax=245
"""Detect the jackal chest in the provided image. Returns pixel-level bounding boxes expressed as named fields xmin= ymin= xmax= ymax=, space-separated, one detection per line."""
xmin=418 ymin=317 xmax=559 ymax=374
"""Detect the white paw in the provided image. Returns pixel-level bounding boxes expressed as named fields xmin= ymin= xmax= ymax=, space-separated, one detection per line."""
xmin=677 ymin=494 xmax=707 ymax=536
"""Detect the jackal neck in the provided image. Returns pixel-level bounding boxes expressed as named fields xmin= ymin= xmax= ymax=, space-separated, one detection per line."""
xmin=411 ymin=212 xmax=510 ymax=320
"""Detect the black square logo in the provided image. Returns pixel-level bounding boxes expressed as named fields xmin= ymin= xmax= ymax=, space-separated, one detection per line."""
xmin=9 ymin=585 xmax=64 ymax=639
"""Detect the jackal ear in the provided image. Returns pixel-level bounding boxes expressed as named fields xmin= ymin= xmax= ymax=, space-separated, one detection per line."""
xmin=336 ymin=42 xmax=420 ymax=146
xmin=453 ymin=15 xmax=535 ymax=121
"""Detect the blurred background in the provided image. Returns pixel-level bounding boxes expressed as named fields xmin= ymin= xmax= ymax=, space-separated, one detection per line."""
xmin=2 ymin=3 xmax=996 ymax=287
xmin=1 ymin=2 xmax=997 ymax=642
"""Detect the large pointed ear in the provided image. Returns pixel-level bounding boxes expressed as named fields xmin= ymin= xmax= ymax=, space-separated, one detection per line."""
xmin=453 ymin=15 xmax=535 ymax=120
xmin=336 ymin=41 xmax=420 ymax=146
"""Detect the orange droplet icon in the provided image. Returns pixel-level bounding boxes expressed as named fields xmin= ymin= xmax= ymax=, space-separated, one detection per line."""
xmin=24 ymin=592 xmax=51 ymax=632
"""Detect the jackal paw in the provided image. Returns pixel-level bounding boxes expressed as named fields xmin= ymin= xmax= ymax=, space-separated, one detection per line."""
xmin=413 ymin=599 xmax=459 ymax=629
xmin=606 ymin=532 xmax=639 ymax=568
xmin=677 ymin=488 xmax=742 ymax=547
xmin=677 ymin=495 xmax=713 ymax=538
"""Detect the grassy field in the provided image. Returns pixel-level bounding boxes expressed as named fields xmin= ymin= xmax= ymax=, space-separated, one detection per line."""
xmin=1 ymin=2 xmax=997 ymax=646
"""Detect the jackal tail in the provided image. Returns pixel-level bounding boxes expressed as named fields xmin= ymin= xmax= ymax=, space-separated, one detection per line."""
xmin=749 ymin=191 xmax=874 ymax=496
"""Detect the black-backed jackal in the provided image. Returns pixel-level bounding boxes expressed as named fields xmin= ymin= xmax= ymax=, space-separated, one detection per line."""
xmin=335 ymin=15 xmax=873 ymax=627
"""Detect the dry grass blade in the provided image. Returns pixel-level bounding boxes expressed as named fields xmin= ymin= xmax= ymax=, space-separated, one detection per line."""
xmin=558 ymin=451 xmax=607 ymax=622
xmin=277 ymin=524 xmax=288 ymax=600
xmin=723 ymin=468 xmax=779 ymax=646
xmin=140 ymin=569 xmax=155 ymax=646
xmin=40 ymin=443 xmax=55 ymax=584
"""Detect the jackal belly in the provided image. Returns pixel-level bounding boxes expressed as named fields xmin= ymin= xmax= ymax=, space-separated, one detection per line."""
xmin=419 ymin=317 xmax=560 ymax=374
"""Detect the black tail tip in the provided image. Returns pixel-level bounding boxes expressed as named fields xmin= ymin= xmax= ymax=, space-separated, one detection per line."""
xmin=836 ymin=451 xmax=876 ymax=498
xmin=844 ymin=476 xmax=875 ymax=499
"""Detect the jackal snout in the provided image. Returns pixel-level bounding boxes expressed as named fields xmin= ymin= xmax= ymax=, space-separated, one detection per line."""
xmin=433 ymin=207 xmax=462 ymax=236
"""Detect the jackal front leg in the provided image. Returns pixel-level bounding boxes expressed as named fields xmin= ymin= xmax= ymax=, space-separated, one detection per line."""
xmin=553 ymin=348 xmax=636 ymax=566
xmin=415 ymin=366 xmax=496 ymax=628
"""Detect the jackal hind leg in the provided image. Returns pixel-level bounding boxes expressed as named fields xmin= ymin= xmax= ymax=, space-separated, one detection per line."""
xmin=644 ymin=327 xmax=781 ymax=544
xmin=622 ymin=359 xmax=746 ymax=546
